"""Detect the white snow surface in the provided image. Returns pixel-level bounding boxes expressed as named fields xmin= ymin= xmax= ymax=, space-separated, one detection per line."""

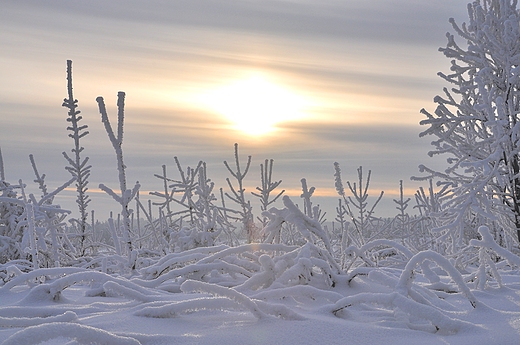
xmin=1 ymin=257 xmax=520 ymax=344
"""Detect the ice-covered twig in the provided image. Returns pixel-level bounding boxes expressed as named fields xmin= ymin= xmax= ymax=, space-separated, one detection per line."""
xmin=197 ymin=243 xmax=297 ymax=265
xmin=254 ymin=299 xmax=306 ymax=320
xmin=139 ymin=244 xmax=228 ymax=279
xmin=22 ymin=270 xmax=162 ymax=303
xmin=0 ymin=267 xmax=85 ymax=291
xmin=103 ymin=281 xmax=164 ymax=302
xmin=251 ymin=284 xmax=343 ymax=303
xmin=38 ymin=177 xmax=76 ymax=207
xmin=299 ymin=178 xmax=315 ymax=218
xmin=343 ymin=239 xmax=415 ymax=270
xmin=97 ymin=93 xmax=127 ymax=194
xmin=181 ymin=280 xmax=269 ymax=319
xmin=470 ymin=226 xmax=520 ymax=267
xmin=28 ymin=154 xmax=48 ymax=200
xmin=252 ymin=159 xmax=285 ymax=227
xmin=260 ymin=207 xmax=286 ymax=244
xmin=327 ymin=292 xmax=475 ymax=334
xmin=469 ymin=225 xmax=520 ymax=289
xmin=25 ymin=203 xmax=38 ymax=269
xmin=235 ymin=254 xmax=276 ymax=291
xmin=151 ymin=164 xmax=173 ymax=214
xmin=134 ymin=297 xmax=242 ymax=318
xmin=132 ymin=260 xmax=252 ymax=288
xmin=0 ymin=311 xmax=77 ymax=328
xmin=0 ymin=147 xmax=5 ymax=181
xmin=396 ymin=250 xmax=478 ymax=308
xmin=282 ymin=196 xmax=332 ymax=253
xmin=107 ymin=215 xmax=122 ymax=256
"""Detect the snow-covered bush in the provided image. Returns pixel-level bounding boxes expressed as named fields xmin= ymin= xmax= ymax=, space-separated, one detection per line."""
xmin=0 ymin=180 xmax=25 ymax=265
xmin=0 ymin=173 xmax=76 ymax=271
xmin=149 ymin=157 xmax=238 ymax=252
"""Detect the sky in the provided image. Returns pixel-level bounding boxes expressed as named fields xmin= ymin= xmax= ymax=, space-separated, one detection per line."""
xmin=0 ymin=0 xmax=470 ymax=220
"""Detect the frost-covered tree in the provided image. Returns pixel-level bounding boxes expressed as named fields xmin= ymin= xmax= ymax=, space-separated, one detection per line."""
xmin=416 ymin=0 xmax=520 ymax=243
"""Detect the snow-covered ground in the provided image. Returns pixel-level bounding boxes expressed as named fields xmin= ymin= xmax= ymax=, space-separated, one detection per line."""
xmin=1 ymin=274 xmax=520 ymax=344
xmin=2 ymin=233 xmax=520 ymax=345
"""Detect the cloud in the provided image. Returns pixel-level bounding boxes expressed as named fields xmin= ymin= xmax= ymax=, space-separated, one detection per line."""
xmin=3 ymin=0 xmax=468 ymax=48
xmin=0 ymin=0 xmax=469 ymax=218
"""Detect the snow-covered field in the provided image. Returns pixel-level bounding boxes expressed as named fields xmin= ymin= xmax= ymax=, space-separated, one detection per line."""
xmin=1 ymin=227 xmax=520 ymax=345
xmin=1 ymin=284 xmax=518 ymax=345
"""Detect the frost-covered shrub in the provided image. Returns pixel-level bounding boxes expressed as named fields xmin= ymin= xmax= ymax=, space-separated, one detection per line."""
xmin=149 ymin=157 xmax=238 ymax=252
xmin=170 ymin=225 xmax=221 ymax=252
xmin=0 ymin=175 xmax=76 ymax=270
xmin=342 ymin=239 xmax=414 ymax=271
xmin=0 ymin=180 xmax=25 ymax=264
xmin=262 ymin=196 xmax=333 ymax=253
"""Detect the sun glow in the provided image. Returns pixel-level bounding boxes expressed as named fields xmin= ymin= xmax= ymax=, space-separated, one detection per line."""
xmin=200 ymin=74 xmax=309 ymax=136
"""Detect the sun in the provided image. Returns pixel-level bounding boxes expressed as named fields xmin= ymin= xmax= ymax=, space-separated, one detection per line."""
xmin=200 ymin=74 xmax=308 ymax=136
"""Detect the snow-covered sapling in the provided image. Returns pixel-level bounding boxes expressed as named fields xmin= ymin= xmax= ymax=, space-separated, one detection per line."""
xmin=393 ymin=180 xmax=411 ymax=244
xmin=251 ymin=159 xmax=285 ymax=228
xmin=62 ymin=60 xmax=92 ymax=256
xmin=96 ymin=92 xmax=140 ymax=268
xmin=347 ymin=166 xmax=383 ymax=241
xmin=224 ymin=143 xmax=255 ymax=243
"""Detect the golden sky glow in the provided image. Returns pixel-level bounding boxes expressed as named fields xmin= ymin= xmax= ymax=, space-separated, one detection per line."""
xmin=198 ymin=73 xmax=311 ymax=136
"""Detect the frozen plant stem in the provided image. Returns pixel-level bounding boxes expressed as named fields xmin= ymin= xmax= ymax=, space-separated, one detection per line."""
xmin=300 ymin=178 xmax=315 ymax=218
xmin=29 ymin=154 xmax=48 ymax=201
xmin=0 ymin=147 xmax=5 ymax=181
xmin=25 ymin=203 xmax=39 ymax=268
xmin=160 ymin=165 xmax=171 ymax=215
xmin=224 ymin=143 xmax=254 ymax=243
xmin=97 ymin=91 xmax=140 ymax=268
xmin=97 ymin=92 xmax=127 ymax=194
xmin=251 ymin=159 xmax=285 ymax=227
xmin=62 ymin=60 xmax=92 ymax=256
xmin=346 ymin=166 xmax=384 ymax=242
xmin=393 ymin=180 xmax=410 ymax=244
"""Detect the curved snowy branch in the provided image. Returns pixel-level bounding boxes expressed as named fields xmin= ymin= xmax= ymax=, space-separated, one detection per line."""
xmin=2 ymin=322 xmax=141 ymax=345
